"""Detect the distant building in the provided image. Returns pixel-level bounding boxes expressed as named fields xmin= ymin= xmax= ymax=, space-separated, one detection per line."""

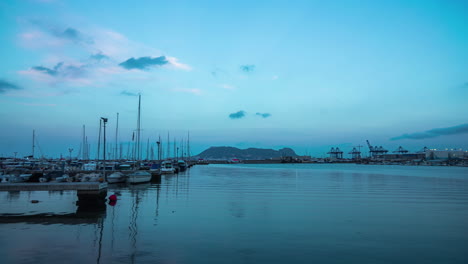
xmin=296 ymin=155 xmax=312 ymax=161
xmin=374 ymin=153 xmax=425 ymax=160
xmin=425 ymin=149 xmax=467 ymax=160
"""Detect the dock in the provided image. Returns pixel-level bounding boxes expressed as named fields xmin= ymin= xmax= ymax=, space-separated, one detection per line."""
xmin=0 ymin=182 xmax=109 ymax=208
xmin=0 ymin=182 xmax=108 ymax=192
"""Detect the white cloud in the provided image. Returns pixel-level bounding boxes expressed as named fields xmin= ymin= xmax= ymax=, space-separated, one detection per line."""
xmin=171 ymin=88 xmax=202 ymax=95
xmin=220 ymin=84 xmax=236 ymax=90
xmin=18 ymin=21 xmax=192 ymax=88
xmin=166 ymin=56 xmax=192 ymax=71
xmin=19 ymin=31 xmax=66 ymax=48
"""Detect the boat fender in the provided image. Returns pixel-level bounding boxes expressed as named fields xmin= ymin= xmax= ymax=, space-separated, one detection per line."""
xmin=109 ymin=194 xmax=117 ymax=201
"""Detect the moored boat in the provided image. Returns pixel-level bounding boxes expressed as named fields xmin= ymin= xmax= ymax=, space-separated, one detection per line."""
xmin=107 ymin=171 xmax=127 ymax=183
xmin=160 ymin=160 xmax=175 ymax=174
xmin=126 ymin=170 xmax=151 ymax=184
xmin=177 ymin=160 xmax=187 ymax=172
xmin=149 ymin=163 xmax=161 ymax=176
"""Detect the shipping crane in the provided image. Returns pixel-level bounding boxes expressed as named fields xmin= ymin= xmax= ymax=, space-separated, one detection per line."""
xmin=348 ymin=147 xmax=361 ymax=160
xmin=366 ymin=140 xmax=388 ymax=157
xmin=327 ymin=147 xmax=343 ymax=159
xmin=393 ymin=146 xmax=409 ymax=154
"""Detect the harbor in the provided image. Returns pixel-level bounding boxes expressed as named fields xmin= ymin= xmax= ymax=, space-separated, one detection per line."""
xmin=1 ymin=1 xmax=468 ymax=262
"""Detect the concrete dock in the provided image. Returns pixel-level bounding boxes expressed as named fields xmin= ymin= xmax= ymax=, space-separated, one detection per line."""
xmin=0 ymin=182 xmax=108 ymax=192
xmin=0 ymin=182 xmax=109 ymax=208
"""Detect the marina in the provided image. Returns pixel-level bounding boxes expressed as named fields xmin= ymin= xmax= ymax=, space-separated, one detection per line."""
xmin=1 ymin=1 xmax=468 ymax=263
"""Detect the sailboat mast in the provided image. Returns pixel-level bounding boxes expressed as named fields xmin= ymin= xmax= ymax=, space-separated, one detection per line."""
xmin=137 ymin=94 xmax=141 ymax=161
xmin=82 ymin=125 xmax=86 ymax=160
xmin=157 ymin=135 xmax=161 ymax=161
xmin=97 ymin=119 xmax=102 ymax=160
xmin=188 ymin=131 xmax=191 ymax=161
xmin=32 ymin=129 xmax=35 ymax=159
xmin=115 ymin=112 xmax=119 ymax=160
xmin=146 ymin=138 xmax=149 ymax=161
xmin=167 ymin=132 xmax=170 ymax=159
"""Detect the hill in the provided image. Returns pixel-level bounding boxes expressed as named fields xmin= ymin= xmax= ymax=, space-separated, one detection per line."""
xmin=195 ymin=146 xmax=298 ymax=160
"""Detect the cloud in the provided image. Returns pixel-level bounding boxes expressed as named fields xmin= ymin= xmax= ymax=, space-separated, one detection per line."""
xmin=211 ymin=68 xmax=228 ymax=78
xmin=0 ymin=79 xmax=21 ymax=93
xmin=120 ymin=90 xmax=138 ymax=96
xmin=240 ymin=64 xmax=255 ymax=73
xmin=21 ymin=61 xmax=91 ymax=86
xmin=32 ymin=64 xmax=60 ymax=76
xmin=19 ymin=20 xmax=191 ymax=87
xmin=171 ymin=88 xmax=201 ymax=95
xmin=221 ymin=84 xmax=236 ymax=90
xmin=55 ymin=27 xmax=90 ymax=43
xmin=90 ymin=52 xmax=109 ymax=61
xmin=31 ymin=62 xmax=86 ymax=78
xmin=391 ymin=123 xmax=468 ymax=140
xmin=166 ymin=56 xmax=192 ymax=71
xmin=119 ymin=56 xmax=169 ymax=70
xmin=229 ymin=110 xmax=246 ymax=119
xmin=256 ymin=112 xmax=271 ymax=118
xmin=26 ymin=20 xmax=93 ymax=45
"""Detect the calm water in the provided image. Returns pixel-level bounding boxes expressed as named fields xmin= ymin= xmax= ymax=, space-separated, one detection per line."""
xmin=1 ymin=164 xmax=468 ymax=264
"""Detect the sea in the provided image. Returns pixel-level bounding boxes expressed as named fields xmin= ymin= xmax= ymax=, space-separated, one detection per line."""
xmin=1 ymin=163 xmax=467 ymax=264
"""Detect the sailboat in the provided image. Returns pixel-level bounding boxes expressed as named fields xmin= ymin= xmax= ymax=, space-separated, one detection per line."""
xmin=127 ymin=94 xmax=152 ymax=184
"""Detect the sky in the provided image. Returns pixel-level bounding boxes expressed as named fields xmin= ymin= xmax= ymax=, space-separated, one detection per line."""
xmin=0 ymin=0 xmax=467 ymax=159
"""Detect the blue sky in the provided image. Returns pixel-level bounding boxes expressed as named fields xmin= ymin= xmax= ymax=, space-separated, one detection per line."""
xmin=0 ymin=0 xmax=467 ymax=158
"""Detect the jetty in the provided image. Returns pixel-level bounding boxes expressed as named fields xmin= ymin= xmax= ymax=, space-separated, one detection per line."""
xmin=0 ymin=182 xmax=108 ymax=208
xmin=0 ymin=182 xmax=107 ymax=192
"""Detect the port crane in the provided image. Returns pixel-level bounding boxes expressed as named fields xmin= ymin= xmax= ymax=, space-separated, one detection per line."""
xmin=327 ymin=147 xmax=343 ymax=159
xmin=348 ymin=147 xmax=361 ymax=160
xmin=393 ymin=146 xmax=409 ymax=154
xmin=366 ymin=140 xmax=388 ymax=157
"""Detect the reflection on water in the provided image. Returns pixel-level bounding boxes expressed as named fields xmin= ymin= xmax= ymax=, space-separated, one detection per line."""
xmin=0 ymin=164 xmax=468 ymax=264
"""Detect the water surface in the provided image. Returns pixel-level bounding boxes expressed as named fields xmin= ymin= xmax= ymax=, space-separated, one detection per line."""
xmin=1 ymin=164 xmax=467 ymax=263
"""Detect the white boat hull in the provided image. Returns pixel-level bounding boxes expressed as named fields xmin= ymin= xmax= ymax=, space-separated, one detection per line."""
xmin=126 ymin=171 xmax=151 ymax=184
xmin=107 ymin=172 xmax=126 ymax=183
xmin=160 ymin=168 xmax=175 ymax=174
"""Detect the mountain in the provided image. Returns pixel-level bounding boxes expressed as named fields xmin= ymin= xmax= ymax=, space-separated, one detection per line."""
xmin=195 ymin=146 xmax=298 ymax=160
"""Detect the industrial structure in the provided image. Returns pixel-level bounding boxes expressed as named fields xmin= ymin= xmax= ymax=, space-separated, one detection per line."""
xmin=348 ymin=147 xmax=361 ymax=160
xmin=366 ymin=140 xmax=388 ymax=157
xmin=424 ymin=149 xmax=467 ymax=160
xmin=327 ymin=147 xmax=343 ymax=159
xmin=393 ymin=146 xmax=408 ymax=154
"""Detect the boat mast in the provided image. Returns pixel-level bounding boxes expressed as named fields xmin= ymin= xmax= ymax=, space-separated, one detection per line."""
xmin=115 ymin=112 xmax=119 ymax=160
xmin=82 ymin=125 xmax=86 ymax=160
xmin=85 ymin=136 xmax=89 ymax=160
xmin=146 ymin=138 xmax=149 ymax=161
xmin=32 ymin=129 xmax=35 ymax=159
xmin=101 ymin=117 xmax=108 ymax=181
xmin=157 ymin=135 xmax=161 ymax=161
xmin=136 ymin=94 xmax=141 ymax=161
xmin=167 ymin=132 xmax=170 ymax=159
xmin=97 ymin=119 xmax=102 ymax=160
xmin=188 ymin=131 xmax=191 ymax=162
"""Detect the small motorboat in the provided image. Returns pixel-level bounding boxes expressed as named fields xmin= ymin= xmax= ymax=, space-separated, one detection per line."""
xmin=107 ymin=172 xmax=126 ymax=183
